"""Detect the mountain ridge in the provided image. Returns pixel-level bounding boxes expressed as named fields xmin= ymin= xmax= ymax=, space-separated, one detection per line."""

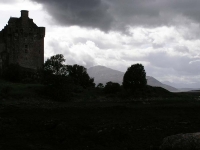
xmin=87 ymin=65 xmax=179 ymax=92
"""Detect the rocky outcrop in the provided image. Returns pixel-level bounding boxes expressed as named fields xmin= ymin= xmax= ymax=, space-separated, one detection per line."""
xmin=160 ymin=132 xmax=200 ymax=150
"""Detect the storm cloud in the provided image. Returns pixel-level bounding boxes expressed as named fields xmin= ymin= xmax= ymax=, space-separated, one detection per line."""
xmin=31 ymin=0 xmax=113 ymax=31
xmin=31 ymin=0 xmax=200 ymax=32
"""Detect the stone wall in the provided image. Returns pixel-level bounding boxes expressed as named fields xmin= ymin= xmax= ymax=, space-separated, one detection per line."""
xmin=0 ymin=10 xmax=45 ymax=73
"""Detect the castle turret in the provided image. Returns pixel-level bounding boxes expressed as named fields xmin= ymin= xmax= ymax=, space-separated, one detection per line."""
xmin=21 ymin=10 xmax=29 ymax=26
xmin=21 ymin=10 xmax=29 ymax=19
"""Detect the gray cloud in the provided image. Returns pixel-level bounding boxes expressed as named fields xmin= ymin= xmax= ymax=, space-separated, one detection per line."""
xmin=31 ymin=0 xmax=200 ymax=32
xmin=147 ymin=51 xmax=200 ymax=75
xmin=47 ymin=40 xmax=97 ymax=68
xmin=175 ymin=46 xmax=189 ymax=53
xmin=0 ymin=0 xmax=16 ymax=3
xmin=120 ymin=48 xmax=200 ymax=76
xmin=31 ymin=0 xmax=113 ymax=31
xmin=73 ymin=37 xmax=124 ymax=50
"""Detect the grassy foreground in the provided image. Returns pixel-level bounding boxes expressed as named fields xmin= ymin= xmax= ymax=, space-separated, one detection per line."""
xmin=0 ymin=79 xmax=44 ymax=99
xmin=1 ymin=98 xmax=200 ymax=150
xmin=1 ymin=80 xmax=200 ymax=149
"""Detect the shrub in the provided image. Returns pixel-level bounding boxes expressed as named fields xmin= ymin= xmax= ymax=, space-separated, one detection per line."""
xmin=43 ymin=75 xmax=74 ymax=102
xmin=67 ymin=64 xmax=95 ymax=88
xmin=104 ymin=82 xmax=121 ymax=94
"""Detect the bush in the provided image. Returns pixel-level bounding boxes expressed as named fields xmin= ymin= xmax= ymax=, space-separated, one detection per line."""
xmin=67 ymin=64 xmax=95 ymax=88
xmin=42 ymin=75 xmax=74 ymax=102
xmin=119 ymin=85 xmax=175 ymax=99
xmin=104 ymin=82 xmax=121 ymax=94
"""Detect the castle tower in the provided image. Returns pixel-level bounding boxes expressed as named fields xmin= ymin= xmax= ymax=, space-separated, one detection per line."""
xmin=21 ymin=10 xmax=29 ymax=26
xmin=21 ymin=10 xmax=29 ymax=18
xmin=0 ymin=10 xmax=45 ymax=73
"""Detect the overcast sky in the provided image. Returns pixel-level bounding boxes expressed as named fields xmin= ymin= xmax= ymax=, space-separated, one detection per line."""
xmin=1 ymin=0 xmax=200 ymax=88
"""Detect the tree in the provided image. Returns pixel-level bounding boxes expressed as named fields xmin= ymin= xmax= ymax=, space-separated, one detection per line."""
xmin=43 ymin=54 xmax=95 ymax=101
xmin=43 ymin=54 xmax=72 ymax=101
xmin=44 ymin=54 xmax=67 ymax=76
xmin=43 ymin=54 xmax=68 ymax=84
xmin=97 ymin=83 xmax=104 ymax=89
xmin=67 ymin=64 xmax=95 ymax=88
xmin=123 ymin=64 xmax=147 ymax=90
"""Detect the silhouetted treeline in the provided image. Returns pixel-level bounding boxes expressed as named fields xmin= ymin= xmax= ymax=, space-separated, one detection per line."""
xmin=0 ymin=54 xmax=177 ymax=101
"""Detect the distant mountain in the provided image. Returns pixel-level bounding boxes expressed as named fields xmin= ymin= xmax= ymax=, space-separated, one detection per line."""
xmin=178 ymin=88 xmax=200 ymax=92
xmin=163 ymin=81 xmax=200 ymax=91
xmin=87 ymin=65 xmax=179 ymax=92
xmin=146 ymin=76 xmax=179 ymax=92
xmin=87 ymin=65 xmax=124 ymax=85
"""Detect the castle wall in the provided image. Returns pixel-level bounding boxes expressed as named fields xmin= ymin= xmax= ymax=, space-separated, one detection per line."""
xmin=0 ymin=10 xmax=45 ymax=72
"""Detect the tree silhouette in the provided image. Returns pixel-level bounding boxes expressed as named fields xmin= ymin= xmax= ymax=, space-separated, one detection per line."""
xmin=67 ymin=64 xmax=95 ymax=88
xmin=44 ymin=54 xmax=67 ymax=76
xmin=43 ymin=54 xmax=72 ymax=101
xmin=43 ymin=55 xmax=95 ymax=100
xmin=123 ymin=64 xmax=147 ymax=90
xmin=97 ymin=83 xmax=104 ymax=89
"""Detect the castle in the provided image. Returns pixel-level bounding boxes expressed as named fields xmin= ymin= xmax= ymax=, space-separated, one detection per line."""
xmin=0 ymin=10 xmax=45 ymax=74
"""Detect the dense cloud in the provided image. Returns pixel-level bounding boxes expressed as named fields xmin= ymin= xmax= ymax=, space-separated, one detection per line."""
xmin=31 ymin=0 xmax=200 ymax=32
xmin=31 ymin=0 xmax=113 ymax=31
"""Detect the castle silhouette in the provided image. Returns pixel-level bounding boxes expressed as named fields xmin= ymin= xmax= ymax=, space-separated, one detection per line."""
xmin=0 ymin=10 xmax=45 ymax=74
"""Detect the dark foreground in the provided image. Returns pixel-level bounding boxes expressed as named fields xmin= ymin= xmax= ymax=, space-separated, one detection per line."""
xmin=1 ymin=99 xmax=200 ymax=150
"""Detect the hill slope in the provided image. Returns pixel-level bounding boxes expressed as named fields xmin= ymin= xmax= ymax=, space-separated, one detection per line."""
xmin=87 ymin=65 xmax=179 ymax=92
xmin=88 ymin=65 xmax=124 ymax=85
xmin=146 ymin=76 xmax=179 ymax=92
